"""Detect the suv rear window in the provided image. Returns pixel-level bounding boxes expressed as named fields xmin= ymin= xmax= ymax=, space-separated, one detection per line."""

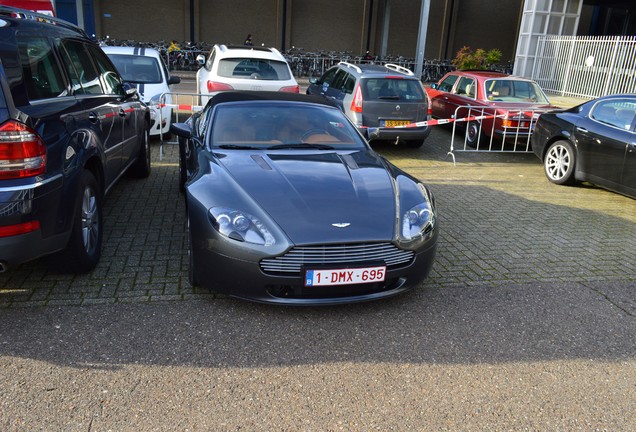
xmin=17 ymin=36 xmax=66 ymax=100
xmin=218 ymin=58 xmax=291 ymax=80
xmin=362 ymin=78 xmax=425 ymax=101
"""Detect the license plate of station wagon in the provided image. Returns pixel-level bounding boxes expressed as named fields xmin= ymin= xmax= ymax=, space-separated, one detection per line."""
xmin=305 ymin=266 xmax=386 ymax=287
xmin=381 ymin=119 xmax=411 ymax=127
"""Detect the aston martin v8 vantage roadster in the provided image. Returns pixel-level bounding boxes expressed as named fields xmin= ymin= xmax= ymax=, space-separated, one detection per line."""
xmin=171 ymin=91 xmax=438 ymax=305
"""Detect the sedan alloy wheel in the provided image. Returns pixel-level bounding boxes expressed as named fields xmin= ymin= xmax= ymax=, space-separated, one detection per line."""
xmin=544 ymin=140 xmax=576 ymax=185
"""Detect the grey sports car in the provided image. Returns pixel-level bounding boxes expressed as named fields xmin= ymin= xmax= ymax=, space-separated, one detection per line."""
xmin=171 ymin=91 xmax=438 ymax=305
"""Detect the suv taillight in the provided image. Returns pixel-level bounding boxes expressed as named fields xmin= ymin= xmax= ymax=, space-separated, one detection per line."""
xmin=207 ymin=81 xmax=234 ymax=92
xmin=0 ymin=121 xmax=46 ymax=180
xmin=279 ymin=85 xmax=299 ymax=93
xmin=351 ymin=84 xmax=363 ymax=113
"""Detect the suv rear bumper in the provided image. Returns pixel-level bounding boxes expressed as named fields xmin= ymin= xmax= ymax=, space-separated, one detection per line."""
xmin=0 ymin=228 xmax=68 ymax=271
xmin=374 ymin=125 xmax=431 ymax=143
xmin=0 ymin=177 xmax=69 ymax=270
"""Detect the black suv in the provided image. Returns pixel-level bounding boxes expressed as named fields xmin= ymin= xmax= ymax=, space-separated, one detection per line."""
xmin=0 ymin=8 xmax=150 ymax=272
xmin=307 ymin=62 xmax=431 ymax=148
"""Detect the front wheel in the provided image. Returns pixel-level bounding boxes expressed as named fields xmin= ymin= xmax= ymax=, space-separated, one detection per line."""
xmin=129 ymin=122 xmax=151 ymax=178
xmin=186 ymin=214 xmax=198 ymax=287
xmin=544 ymin=140 xmax=576 ymax=185
xmin=178 ymin=138 xmax=187 ymax=193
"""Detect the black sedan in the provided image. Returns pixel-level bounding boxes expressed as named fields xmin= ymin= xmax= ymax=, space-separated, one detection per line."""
xmin=532 ymin=94 xmax=635 ymax=198
xmin=171 ymin=91 xmax=439 ymax=305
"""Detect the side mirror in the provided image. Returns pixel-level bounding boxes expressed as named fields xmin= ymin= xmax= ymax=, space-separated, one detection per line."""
xmin=359 ymin=127 xmax=380 ymax=141
xmin=122 ymin=82 xmax=138 ymax=98
xmin=196 ymin=54 xmax=205 ymax=66
xmin=170 ymin=122 xmax=193 ymax=139
xmin=168 ymin=75 xmax=181 ymax=85
xmin=429 ymin=83 xmax=438 ymax=90
xmin=308 ymin=77 xmax=318 ymax=85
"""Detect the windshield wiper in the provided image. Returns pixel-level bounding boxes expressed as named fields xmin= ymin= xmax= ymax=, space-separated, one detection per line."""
xmin=217 ymin=144 xmax=262 ymax=150
xmin=378 ymin=95 xmax=400 ymax=100
xmin=267 ymin=143 xmax=335 ymax=150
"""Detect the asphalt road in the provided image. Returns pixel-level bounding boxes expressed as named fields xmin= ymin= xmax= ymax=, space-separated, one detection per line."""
xmin=1 ymin=77 xmax=635 ymax=431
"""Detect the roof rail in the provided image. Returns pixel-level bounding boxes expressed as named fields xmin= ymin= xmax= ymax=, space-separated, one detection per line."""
xmin=338 ymin=61 xmax=362 ymax=74
xmin=385 ymin=63 xmax=414 ymax=76
xmin=0 ymin=6 xmax=87 ymax=37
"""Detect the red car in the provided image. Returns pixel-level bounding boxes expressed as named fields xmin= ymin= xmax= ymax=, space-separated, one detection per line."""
xmin=426 ymin=70 xmax=556 ymax=147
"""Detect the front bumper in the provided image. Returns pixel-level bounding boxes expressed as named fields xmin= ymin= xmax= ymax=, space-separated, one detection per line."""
xmin=150 ymin=106 xmax=172 ymax=136
xmin=190 ymin=227 xmax=438 ymax=306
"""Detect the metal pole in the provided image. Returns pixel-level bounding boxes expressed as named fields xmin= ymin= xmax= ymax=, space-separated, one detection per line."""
xmin=189 ymin=0 xmax=195 ymax=42
xmin=414 ymin=0 xmax=430 ymax=78
xmin=75 ymin=0 xmax=84 ymax=29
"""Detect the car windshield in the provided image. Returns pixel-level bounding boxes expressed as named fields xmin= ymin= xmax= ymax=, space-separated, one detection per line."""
xmin=484 ymin=79 xmax=550 ymax=104
xmin=107 ymin=54 xmax=162 ymax=84
xmin=210 ymin=103 xmax=364 ymax=150
xmin=362 ymin=78 xmax=425 ymax=101
xmin=217 ymin=58 xmax=292 ymax=80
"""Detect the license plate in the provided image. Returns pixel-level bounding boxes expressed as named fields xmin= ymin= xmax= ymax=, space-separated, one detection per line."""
xmin=381 ymin=119 xmax=410 ymax=127
xmin=305 ymin=266 xmax=386 ymax=287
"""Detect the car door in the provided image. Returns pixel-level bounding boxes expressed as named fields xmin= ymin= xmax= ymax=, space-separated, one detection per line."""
xmin=322 ymin=69 xmax=350 ymax=108
xmin=61 ymin=39 xmax=123 ymax=186
xmin=306 ymin=67 xmax=338 ymax=96
xmin=88 ymin=44 xmax=141 ymax=168
xmin=446 ymin=76 xmax=478 ymax=122
xmin=622 ymin=127 xmax=636 ymax=196
xmin=429 ymin=73 xmax=458 ymax=119
xmin=574 ymin=99 xmax=633 ymax=188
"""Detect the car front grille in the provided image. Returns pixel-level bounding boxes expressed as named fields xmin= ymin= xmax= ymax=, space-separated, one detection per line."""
xmin=260 ymin=243 xmax=414 ymax=275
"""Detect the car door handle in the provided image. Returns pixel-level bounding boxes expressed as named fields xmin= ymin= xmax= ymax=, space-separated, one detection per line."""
xmin=88 ymin=112 xmax=99 ymax=123
xmin=119 ymin=108 xmax=127 ymax=117
xmin=576 ymin=127 xmax=588 ymax=133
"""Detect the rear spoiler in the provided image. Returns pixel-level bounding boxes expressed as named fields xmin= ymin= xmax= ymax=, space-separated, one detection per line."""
xmin=0 ymin=6 xmax=88 ymax=37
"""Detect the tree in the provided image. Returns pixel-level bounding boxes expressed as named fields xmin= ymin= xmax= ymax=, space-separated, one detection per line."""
xmin=452 ymin=46 xmax=502 ymax=70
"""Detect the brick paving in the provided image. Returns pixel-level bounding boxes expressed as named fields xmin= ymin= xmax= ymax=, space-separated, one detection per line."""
xmin=0 ymin=128 xmax=634 ymax=308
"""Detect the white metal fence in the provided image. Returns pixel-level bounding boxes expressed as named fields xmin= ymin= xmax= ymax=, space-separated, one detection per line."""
xmin=531 ymin=35 xmax=636 ymax=99
xmin=157 ymin=92 xmax=205 ymax=159
xmin=448 ymin=105 xmax=551 ymax=164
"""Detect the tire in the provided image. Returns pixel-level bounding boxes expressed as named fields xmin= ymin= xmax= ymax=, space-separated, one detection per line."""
xmin=544 ymin=140 xmax=576 ymax=185
xmin=53 ymin=170 xmax=103 ymax=273
xmin=186 ymin=213 xmax=198 ymax=287
xmin=129 ymin=122 xmax=151 ymax=178
xmin=178 ymin=138 xmax=187 ymax=193
xmin=465 ymin=121 xmax=482 ymax=148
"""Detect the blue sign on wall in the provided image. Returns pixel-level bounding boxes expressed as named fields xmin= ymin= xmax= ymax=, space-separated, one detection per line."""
xmin=55 ymin=0 xmax=95 ymax=38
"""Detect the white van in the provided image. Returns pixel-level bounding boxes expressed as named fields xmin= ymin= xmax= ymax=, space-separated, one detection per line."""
xmin=102 ymin=46 xmax=180 ymax=138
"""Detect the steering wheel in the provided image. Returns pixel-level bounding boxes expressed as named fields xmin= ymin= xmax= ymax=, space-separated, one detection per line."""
xmin=300 ymin=128 xmax=330 ymax=142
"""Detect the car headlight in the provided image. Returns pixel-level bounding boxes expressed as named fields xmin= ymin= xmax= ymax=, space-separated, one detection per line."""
xmin=401 ymin=200 xmax=435 ymax=241
xmin=400 ymin=184 xmax=436 ymax=242
xmin=209 ymin=207 xmax=276 ymax=246
xmin=149 ymin=93 xmax=161 ymax=106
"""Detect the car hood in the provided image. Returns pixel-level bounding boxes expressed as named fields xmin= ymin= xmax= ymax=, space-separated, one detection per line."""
xmin=216 ymin=150 xmax=397 ymax=244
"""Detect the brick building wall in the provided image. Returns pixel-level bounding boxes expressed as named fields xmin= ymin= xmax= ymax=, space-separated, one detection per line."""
xmin=92 ymin=0 xmax=528 ymax=61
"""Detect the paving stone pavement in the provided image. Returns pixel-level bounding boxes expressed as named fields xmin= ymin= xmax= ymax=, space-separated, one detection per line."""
xmin=0 ymin=128 xmax=634 ymax=310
